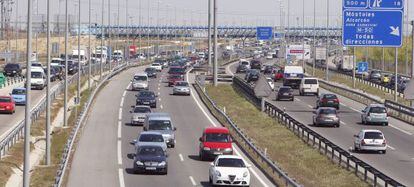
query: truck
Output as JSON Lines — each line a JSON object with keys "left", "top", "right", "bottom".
{"left": 113, "top": 50, "right": 124, "bottom": 61}
{"left": 129, "top": 45, "right": 137, "bottom": 58}
{"left": 283, "top": 66, "right": 304, "bottom": 89}
{"left": 336, "top": 55, "right": 354, "bottom": 73}
{"left": 91, "top": 48, "right": 107, "bottom": 64}
{"left": 71, "top": 49, "right": 88, "bottom": 66}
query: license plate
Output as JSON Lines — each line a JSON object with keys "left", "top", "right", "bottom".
{"left": 146, "top": 167, "right": 156, "bottom": 170}
{"left": 144, "top": 102, "right": 150, "bottom": 104}
{"left": 214, "top": 152, "right": 222, "bottom": 155}
{"left": 325, "top": 119, "right": 333, "bottom": 121}
{"left": 283, "top": 93, "right": 289, "bottom": 96}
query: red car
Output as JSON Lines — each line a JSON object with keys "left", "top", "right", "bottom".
{"left": 274, "top": 69, "right": 284, "bottom": 81}
{"left": 168, "top": 74, "right": 184, "bottom": 87}
{"left": 0, "top": 96, "right": 15, "bottom": 114}
{"left": 199, "top": 127, "right": 233, "bottom": 161}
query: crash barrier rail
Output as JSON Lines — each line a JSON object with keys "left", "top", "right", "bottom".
{"left": 194, "top": 76, "right": 301, "bottom": 187}
{"left": 232, "top": 76, "right": 405, "bottom": 187}
{"left": 0, "top": 62, "right": 106, "bottom": 160}
{"left": 318, "top": 79, "right": 414, "bottom": 125}
{"left": 54, "top": 60, "right": 151, "bottom": 187}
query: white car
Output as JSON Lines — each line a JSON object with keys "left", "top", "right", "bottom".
{"left": 354, "top": 129, "right": 387, "bottom": 154}
{"left": 299, "top": 77, "right": 319, "bottom": 96}
{"left": 151, "top": 63, "right": 163, "bottom": 71}
{"left": 266, "top": 54, "right": 273, "bottom": 59}
{"left": 209, "top": 155, "right": 251, "bottom": 186}
{"left": 131, "top": 73, "right": 149, "bottom": 91}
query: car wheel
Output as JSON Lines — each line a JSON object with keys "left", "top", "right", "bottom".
{"left": 383, "top": 122, "right": 388, "bottom": 126}
{"left": 354, "top": 145, "right": 359, "bottom": 152}
{"left": 276, "top": 97, "right": 279, "bottom": 101}
{"left": 336, "top": 123, "right": 340, "bottom": 128}
{"left": 170, "top": 143, "right": 175, "bottom": 148}
{"left": 361, "top": 117, "right": 365, "bottom": 125}
{"left": 382, "top": 150, "right": 386, "bottom": 154}
{"left": 199, "top": 151, "right": 205, "bottom": 161}
{"left": 209, "top": 175, "right": 213, "bottom": 184}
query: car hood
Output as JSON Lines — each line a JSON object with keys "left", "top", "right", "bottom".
{"left": 174, "top": 86, "right": 189, "bottom": 89}
{"left": 11, "top": 94, "right": 26, "bottom": 100}
{"left": 203, "top": 142, "right": 232, "bottom": 149}
{"left": 149, "top": 130, "right": 174, "bottom": 137}
{"left": 135, "top": 155, "right": 166, "bottom": 162}
{"left": 137, "top": 96, "right": 155, "bottom": 100}
{"left": 215, "top": 167, "right": 249, "bottom": 177}
{"left": 132, "top": 113, "right": 147, "bottom": 118}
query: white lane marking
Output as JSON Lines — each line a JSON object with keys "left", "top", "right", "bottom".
{"left": 117, "top": 140, "right": 122, "bottom": 165}
{"left": 159, "top": 79, "right": 162, "bottom": 83}
{"left": 188, "top": 176, "right": 197, "bottom": 186}
{"left": 307, "top": 104, "right": 313, "bottom": 109}
{"left": 179, "top": 154, "right": 184, "bottom": 162}
{"left": 159, "top": 98, "right": 162, "bottom": 101}
{"left": 389, "top": 124, "right": 413, "bottom": 136}
{"left": 117, "top": 121, "right": 122, "bottom": 138}
{"left": 187, "top": 70, "right": 270, "bottom": 187}
{"left": 158, "top": 87, "right": 160, "bottom": 90}
{"left": 340, "top": 121, "right": 347, "bottom": 125}
{"left": 350, "top": 107, "right": 362, "bottom": 113}
{"left": 118, "top": 169, "right": 125, "bottom": 187}
{"left": 122, "top": 91, "right": 127, "bottom": 97}
{"left": 340, "top": 103, "right": 348, "bottom": 107}
{"left": 118, "top": 108, "right": 123, "bottom": 120}
{"left": 158, "top": 92, "right": 160, "bottom": 95}
{"left": 294, "top": 98, "right": 301, "bottom": 102}
{"left": 158, "top": 83, "right": 161, "bottom": 87}
{"left": 160, "top": 105, "right": 163, "bottom": 109}
{"left": 387, "top": 145, "right": 396, "bottom": 150}
{"left": 120, "top": 97, "right": 124, "bottom": 107}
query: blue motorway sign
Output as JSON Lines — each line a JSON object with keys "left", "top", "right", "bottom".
{"left": 342, "top": 0, "right": 404, "bottom": 47}
{"left": 357, "top": 62, "right": 369, "bottom": 73}
{"left": 256, "top": 27, "right": 273, "bottom": 40}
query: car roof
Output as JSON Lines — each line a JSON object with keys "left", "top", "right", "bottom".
{"left": 360, "top": 129, "right": 383, "bottom": 134}
{"left": 139, "top": 131, "right": 163, "bottom": 136}
{"left": 204, "top": 127, "right": 229, "bottom": 134}
{"left": 216, "top": 155, "right": 243, "bottom": 159}
{"left": 368, "top": 104, "right": 385, "bottom": 108}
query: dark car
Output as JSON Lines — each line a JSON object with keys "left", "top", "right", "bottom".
{"left": 3, "top": 63, "right": 22, "bottom": 77}
{"left": 316, "top": 93, "right": 340, "bottom": 109}
{"left": 168, "top": 74, "right": 184, "bottom": 87}
{"left": 67, "top": 61, "right": 79, "bottom": 75}
{"left": 168, "top": 66, "right": 186, "bottom": 75}
{"left": 263, "top": 65, "right": 275, "bottom": 74}
{"left": 51, "top": 65, "right": 64, "bottom": 80}
{"left": 132, "top": 145, "right": 168, "bottom": 174}
{"left": 44, "top": 67, "right": 58, "bottom": 82}
{"left": 276, "top": 86, "right": 294, "bottom": 101}
{"left": 250, "top": 60, "right": 262, "bottom": 70}
{"left": 245, "top": 69, "right": 260, "bottom": 83}
{"left": 136, "top": 91, "right": 157, "bottom": 108}
{"left": 369, "top": 70, "right": 382, "bottom": 83}
{"left": 145, "top": 67, "right": 157, "bottom": 78}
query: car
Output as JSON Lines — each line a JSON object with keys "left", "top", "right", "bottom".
{"left": 10, "top": 88, "right": 26, "bottom": 105}
{"left": 132, "top": 145, "right": 168, "bottom": 174}
{"left": 354, "top": 129, "right": 387, "bottom": 154}
{"left": 250, "top": 60, "right": 261, "bottom": 70}
{"left": 130, "top": 105, "right": 151, "bottom": 125}
{"left": 368, "top": 70, "right": 382, "bottom": 82}
{"left": 173, "top": 81, "right": 191, "bottom": 95}
{"left": 263, "top": 65, "right": 274, "bottom": 74}
{"left": 51, "top": 65, "right": 64, "bottom": 80}
{"left": 274, "top": 69, "right": 284, "bottom": 81}
{"left": 168, "top": 66, "right": 186, "bottom": 75}
{"left": 44, "top": 67, "right": 58, "bottom": 82}
{"left": 209, "top": 155, "right": 251, "bottom": 186}
{"left": 276, "top": 86, "right": 294, "bottom": 101}
{"left": 361, "top": 104, "right": 388, "bottom": 126}
{"left": 168, "top": 74, "right": 184, "bottom": 87}
{"left": 131, "top": 73, "right": 149, "bottom": 91}
{"left": 136, "top": 91, "right": 157, "bottom": 108}
{"left": 199, "top": 127, "right": 233, "bottom": 161}
{"left": 67, "top": 61, "right": 79, "bottom": 75}
{"left": 266, "top": 54, "right": 273, "bottom": 59}
{"left": 30, "top": 68, "right": 47, "bottom": 90}
{"left": 151, "top": 63, "right": 163, "bottom": 71}
{"left": 316, "top": 93, "right": 340, "bottom": 109}
{"left": 3, "top": 63, "right": 22, "bottom": 77}
{"left": 0, "top": 96, "right": 15, "bottom": 114}
{"left": 299, "top": 77, "right": 319, "bottom": 96}
{"left": 236, "top": 60, "right": 250, "bottom": 73}
{"left": 144, "top": 67, "right": 157, "bottom": 78}
{"left": 143, "top": 113, "right": 177, "bottom": 148}
{"left": 244, "top": 69, "right": 260, "bottom": 83}
{"left": 131, "top": 131, "right": 167, "bottom": 152}
{"left": 312, "top": 107, "right": 340, "bottom": 127}
{"left": 381, "top": 73, "right": 391, "bottom": 84}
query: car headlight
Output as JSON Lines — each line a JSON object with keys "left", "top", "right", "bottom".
{"left": 158, "top": 161, "right": 166, "bottom": 166}
{"left": 224, "top": 148, "right": 233, "bottom": 152}
{"left": 216, "top": 170, "right": 221, "bottom": 177}
{"left": 243, "top": 171, "right": 249, "bottom": 178}
{"left": 203, "top": 147, "right": 211, "bottom": 151}
{"left": 136, "top": 161, "right": 144, "bottom": 166}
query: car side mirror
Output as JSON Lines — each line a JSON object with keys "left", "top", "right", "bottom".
{"left": 174, "top": 127, "right": 177, "bottom": 131}
{"left": 353, "top": 135, "right": 358, "bottom": 138}
{"left": 130, "top": 139, "right": 137, "bottom": 145}
{"left": 199, "top": 137, "right": 203, "bottom": 142}
{"left": 210, "top": 162, "right": 214, "bottom": 167}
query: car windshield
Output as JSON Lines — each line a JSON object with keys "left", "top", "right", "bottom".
{"left": 31, "top": 72, "right": 43, "bottom": 78}
{"left": 139, "top": 134, "right": 164, "bottom": 142}
{"left": 279, "top": 87, "right": 291, "bottom": 92}
{"left": 205, "top": 133, "right": 230, "bottom": 143}
{"left": 145, "top": 68, "right": 155, "bottom": 72}
{"left": 134, "top": 76, "right": 147, "bottom": 81}
{"left": 12, "top": 89, "right": 25, "bottom": 95}
{"left": 149, "top": 120, "right": 172, "bottom": 130}
{"left": 175, "top": 82, "right": 188, "bottom": 87}
{"left": 217, "top": 158, "right": 245, "bottom": 168}
{"left": 241, "top": 61, "right": 249, "bottom": 65}
{"left": 5, "top": 64, "right": 19, "bottom": 69}
{"left": 138, "top": 92, "right": 154, "bottom": 98}
{"left": 169, "top": 68, "right": 185, "bottom": 73}
{"left": 134, "top": 107, "right": 151, "bottom": 113}
{"left": 319, "top": 109, "right": 336, "bottom": 115}
{"left": 138, "top": 147, "right": 164, "bottom": 156}
{"left": 32, "top": 63, "right": 42, "bottom": 67}
{"left": 369, "top": 107, "right": 386, "bottom": 114}
{"left": 305, "top": 79, "right": 318, "bottom": 84}
{"left": 323, "top": 94, "right": 337, "bottom": 99}
{"left": 0, "top": 97, "right": 11, "bottom": 102}
{"left": 364, "top": 132, "right": 384, "bottom": 139}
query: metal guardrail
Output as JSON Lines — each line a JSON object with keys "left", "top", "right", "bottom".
{"left": 194, "top": 76, "right": 300, "bottom": 187}
{"left": 232, "top": 76, "right": 406, "bottom": 187}
{"left": 0, "top": 76, "right": 25, "bottom": 88}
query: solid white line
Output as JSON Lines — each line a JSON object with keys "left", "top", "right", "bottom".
{"left": 340, "top": 121, "right": 347, "bottom": 125}
{"left": 294, "top": 98, "right": 301, "bottom": 102}
{"left": 160, "top": 105, "right": 163, "bottom": 109}
{"left": 120, "top": 97, "right": 124, "bottom": 107}
{"left": 188, "top": 176, "right": 197, "bottom": 186}
{"left": 307, "top": 104, "right": 313, "bottom": 108}
{"left": 118, "top": 169, "right": 125, "bottom": 187}
{"left": 387, "top": 145, "right": 396, "bottom": 150}
{"left": 118, "top": 108, "right": 123, "bottom": 120}
{"left": 117, "top": 121, "right": 122, "bottom": 138}
{"left": 122, "top": 91, "right": 127, "bottom": 97}
{"left": 179, "top": 154, "right": 184, "bottom": 162}
{"left": 117, "top": 140, "right": 123, "bottom": 165}
{"left": 389, "top": 124, "right": 413, "bottom": 136}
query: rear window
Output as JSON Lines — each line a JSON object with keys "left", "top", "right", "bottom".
{"left": 134, "top": 75, "right": 147, "bottom": 81}
{"left": 369, "top": 107, "right": 386, "bottom": 114}
{"left": 139, "top": 134, "right": 164, "bottom": 142}
{"left": 31, "top": 72, "right": 43, "bottom": 78}
{"left": 12, "top": 89, "right": 25, "bottom": 95}
{"left": 323, "top": 94, "right": 337, "bottom": 99}
{"left": 279, "top": 87, "right": 291, "bottom": 92}
{"left": 5, "top": 64, "right": 19, "bottom": 69}
{"left": 134, "top": 107, "right": 151, "bottom": 113}
{"left": 364, "top": 132, "right": 384, "bottom": 139}
{"left": 241, "top": 61, "right": 249, "bottom": 65}
{"left": 319, "top": 109, "right": 336, "bottom": 115}
{"left": 304, "top": 79, "right": 318, "bottom": 84}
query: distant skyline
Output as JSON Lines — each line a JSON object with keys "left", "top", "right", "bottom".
{"left": 11, "top": 0, "right": 414, "bottom": 29}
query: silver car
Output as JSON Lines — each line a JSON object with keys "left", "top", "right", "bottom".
{"left": 130, "top": 105, "right": 151, "bottom": 125}
{"left": 144, "top": 113, "right": 177, "bottom": 148}
{"left": 131, "top": 131, "right": 168, "bottom": 152}
{"left": 173, "top": 81, "right": 191, "bottom": 95}
{"left": 354, "top": 129, "right": 387, "bottom": 154}
{"left": 361, "top": 104, "right": 388, "bottom": 126}
{"left": 312, "top": 107, "right": 340, "bottom": 127}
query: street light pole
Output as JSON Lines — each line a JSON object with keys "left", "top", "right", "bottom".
{"left": 23, "top": 0, "right": 33, "bottom": 184}
{"left": 312, "top": 0, "right": 316, "bottom": 76}
{"left": 147, "top": 0, "right": 150, "bottom": 63}
{"left": 302, "top": 0, "right": 305, "bottom": 70}
{"left": 88, "top": 0, "right": 92, "bottom": 88}
{"left": 64, "top": 0, "right": 69, "bottom": 128}
{"left": 325, "top": 0, "right": 329, "bottom": 81}
{"left": 213, "top": 0, "right": 218, "bottom": 86}
{"left": 208, "top": 0, "right": 212, "bottom": 70}
{"left": 101, "top": 0, "right": 104, "bottom": 78}
{"left": 77, "top": 0, "right": 81, "bottom": 104}
{"left": 45, "top": 0, "right": 51, "bottom": 166}
{"left": 108, "top": 0, "right": 112, "bottom": 71}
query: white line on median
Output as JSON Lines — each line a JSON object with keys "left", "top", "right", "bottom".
{"left": 294, "top": 98, "right": 301, "bottom": 102}
{"left": 117, "top": 140, "right": 123, "bottom": 165}
{"left": 389, "top": 124, "right": 413, "bottom": 136}
{"left": 179, "top": 154, "right": 184, "bottom": 162}
{"left": 120, "top": 97, "right": 124, "bottom": 107}
{"left": 189, "top": 176, "right": 197, "bottom": 186}
{"left": 118, "top": 169, "right": 125, "bottom": 187}
{"left": 340, "top": 121, "right": 347, "bottom": 125}
{"left": 118, "top": 108, "right": 123, "bottom": 121}
{"left": 387, "top": 145, "right": 396, "bottom": 150}
{"left": 118, "top": 121, "right": 122, "bottom": 138}
{"left": 307, "top": 104, "right": 313, "bottom": 109}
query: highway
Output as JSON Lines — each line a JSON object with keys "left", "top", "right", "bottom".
{"left": 67, "top": 64, "right": 274, "bottom": 187}
{"left": 228, "top": 59, "right": 414, "bottom": 185}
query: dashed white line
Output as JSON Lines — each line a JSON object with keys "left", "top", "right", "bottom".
{"left": 389, "top": 124, "right": 413, "bottom": 136}
{"left": 118, "top": 169, "right": 125, "bottom": 187}
{"left": 159, "top": 98, "right": 162, "bottom": 101}
{"left": 122, "top": 91, "right": 127, "bottom": 97}
{"left": 307, "top": 104, "right": 313, "bottom": 109}
{"left": 387, "top": 145, "right": 396, "bottom": 150}
{"left": 118, "top": 108, "right": 123, "bottom": 120}
{"left": 340, "top": 121, "right": 347, "bottom": 125}
{"left": 179, "top": 154, "right": 184, "bottom": 162}
{"left": 188, "top": 176, "right": 197, "bottom": 186}
{"left": 158, "top": 92, "right": 160, "bottom": 95}
{"left": 117, "top": 140, "right": 123, "bottom": 165}
{"left": 294, "top": 98, "right": 301, "bottom": 102}
{"left": 233, "top": 148, "right": 270, "bottom": 187}
{"left": 158, "top": 87, "right": 160, "bottom": 90}
{"left": 160, "top": 105, "right": 163, "bottom": 109}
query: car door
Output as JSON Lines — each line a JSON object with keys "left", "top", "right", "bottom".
{"left": 361, "top": 106, "right": 369, "bottom": 121}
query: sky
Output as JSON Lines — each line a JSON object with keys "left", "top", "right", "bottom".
{"left": 10, "top": 0, "right": 414, "bottom": 29}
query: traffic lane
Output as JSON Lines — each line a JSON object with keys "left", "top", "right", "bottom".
{"left": 0, "top": 79, "right": 62, "bottom": 139}
{"left": 66, "top": 67, "right": 141, "bottom": 187}
{"left": 122, "top": 70, "right": 196, "bottom": 187}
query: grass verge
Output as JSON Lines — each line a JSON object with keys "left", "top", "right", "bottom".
{"left": 205, "top": 84, "right": 368, "bottom": 187}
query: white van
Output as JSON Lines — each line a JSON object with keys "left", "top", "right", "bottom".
{"left": 72, "top": 49, "right": 88, "bottom": 66}
{"left": 31, "top": 68, "right": 47, "bottom": 90}
{"left": 131, "top": 73, "right": 149, "bottom": 91}
{"left": 299, "top": 77, "right": 319, "bottom": 96}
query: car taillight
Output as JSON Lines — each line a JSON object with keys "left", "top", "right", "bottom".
{"left": 5, "top": 106, "right": 10, "bottom": 109}
{"left": 334, "top": 98, "right": 339, "bottom": 103}
{"left": 361, "top": 140, "right": 366, "bottom": 145}
{"left": 322, "top": 99, "right": 328, "bottom": 103}
{"left": 382, "top": 139, "right": 387, "bottom": 145}
{"left": 367, "top": 113, "right": 370, "bottom": 117}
